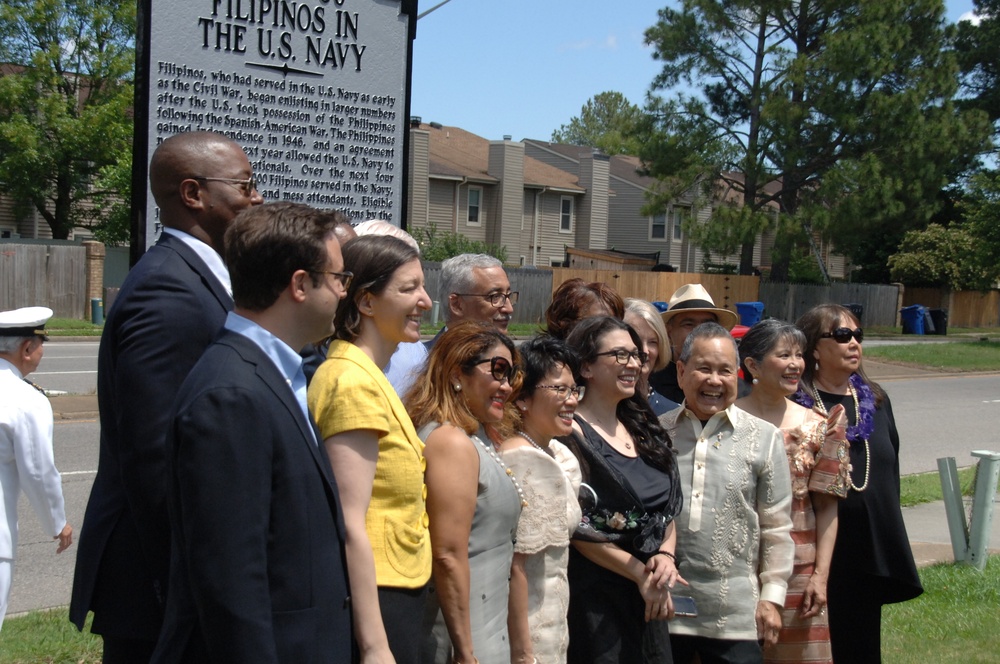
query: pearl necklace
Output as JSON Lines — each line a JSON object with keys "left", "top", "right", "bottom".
{"left": 517, "top": 430, "right": 547, "bottom": 452}
{"left": 810, "top": 382, "right": 870, "bottom": 492}
{"left": 475, "top": 435, "right": 528, "bottom": 508}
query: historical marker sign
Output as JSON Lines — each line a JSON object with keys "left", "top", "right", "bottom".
{"left": 134, "top": 0, "right": 417, "bottom": 253}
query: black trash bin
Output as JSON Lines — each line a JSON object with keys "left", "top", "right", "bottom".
{"left": 842, "top": 303, "right": 863, "bottom": 324}
{"left": 929, "top": 308, "right": 948, "bottom": 335}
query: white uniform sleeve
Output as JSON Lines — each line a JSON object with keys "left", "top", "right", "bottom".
{"left": 14, "top": 393, "right": 67, "bottom": 538}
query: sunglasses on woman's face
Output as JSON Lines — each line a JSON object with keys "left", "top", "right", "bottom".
{"left": 821, "top": 327, "right": 864, "bottom": 344}
{"left": 471, "top": 356, "right": 517, "bottom": 384}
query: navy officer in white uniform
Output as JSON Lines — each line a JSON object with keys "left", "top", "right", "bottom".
{"left": 0, "top": 306, "right": 73, "bottom": 629}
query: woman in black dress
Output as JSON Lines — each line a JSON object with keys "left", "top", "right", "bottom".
{"left": 792, "top": 304, "right": 922, "bottom": 662}
{"left": 560, "top": 316, "right": 683, "bottom": 664}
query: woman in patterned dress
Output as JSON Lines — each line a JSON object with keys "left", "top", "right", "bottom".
{"left": 502, "top": 336, "right": 584, "bottom": 664}
{"left": 735, "top": 319, "right": 849, "bottom": 664}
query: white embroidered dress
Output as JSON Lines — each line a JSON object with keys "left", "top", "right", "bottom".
{"left": 502, "top": 440, "right": 582, "bottom": 663}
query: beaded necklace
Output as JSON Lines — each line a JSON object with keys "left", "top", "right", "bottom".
{"left": 517, "top": 430, "right": 547, "bottom": 453}
{"left": 475, "top": 434, "right": 528, "bottom": 507}
{"left": 793, "top": 373, "right": 873, "bottom": 492}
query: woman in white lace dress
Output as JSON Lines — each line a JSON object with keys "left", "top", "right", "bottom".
{"left": 502, "top": 337, "right": 584, "bottom": 664}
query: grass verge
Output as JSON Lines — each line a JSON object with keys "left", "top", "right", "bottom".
{"left": 0, "top": 609, "right": 101, "bottom": 663}
{"left": 883, "top": 556, "right": 1000, "bottom": 663}
{"left": 4, "top": 558, "right": 996, "bottom": 663}
{"left": 898, "top": 466, "right": 985, "bottom": 508}
{"left": 45, "top": 318, "right": 103, "bottom": 337}
{"left": 420, "top": 322, "right": 541, "bottom": 337}
{"left": 864, "top": 341, "right": 1000, "bottom": 372}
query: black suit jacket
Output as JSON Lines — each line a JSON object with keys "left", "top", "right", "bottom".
{"left": 151, "top": 330, "right": 351, "bottom": 663}
{"left": 71, "top": 233, "right": 232, "bottom": 638}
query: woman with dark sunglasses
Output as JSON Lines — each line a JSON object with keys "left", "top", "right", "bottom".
{"left": 559, "top": 316, "right": 683, "bottom": 664}
{"left": 405, "top": 322, "right": 523, "bottom": 664}
{"left": 792, "top": 305, "right": 922, "bottom": 663}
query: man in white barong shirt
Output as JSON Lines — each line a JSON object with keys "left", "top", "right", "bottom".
{"left": 659, "top": 322, "right": 793, "bottom": 664}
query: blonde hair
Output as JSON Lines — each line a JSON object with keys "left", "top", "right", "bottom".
{"left": 624, "top": 298, "right": 670, "bottom": 372}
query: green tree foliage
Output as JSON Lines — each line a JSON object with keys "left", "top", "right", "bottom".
{"left": 962, "top": 170, "right": 1000, "bottom": 286}
{"left": 413, "top": 223, "right": 508, "bottom": 263}
{"left": 955, "top": 0, "right": 1000, "bottom": 132}
{"left": 0, "top": 0, "right": 135, "bottom": 240}
{"left": 550, "top": 91, "right": 643, "bottom": 155}
{"left": 888, "top": 223, "right": 986, "bottom": 289}
{"left": 640, "top": 0, "right": 991, "bottom": 281}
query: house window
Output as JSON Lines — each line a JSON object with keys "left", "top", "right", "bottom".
{"left": 560, "top": 196, "right": 573, "bottom": 233}
{"left": 467, "top": 187, "right": 482, "bottom": 226}
{"left": 672, "top": 207, "right": 688, "bottom": 241}
{"left": 651, "top": 213, "right": 667, "bottom": 240}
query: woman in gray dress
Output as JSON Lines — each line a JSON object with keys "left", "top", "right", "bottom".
{"left": 406, "top": 322, "right": 523, "bottom": 664}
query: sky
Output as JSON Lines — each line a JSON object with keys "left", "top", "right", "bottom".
{"left": 409, "top": 0, "right": 980, "bottom": 143}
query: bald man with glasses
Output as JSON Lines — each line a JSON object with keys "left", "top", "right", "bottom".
{"left": 71, "top": 131, "right": 263, "bottom": 662}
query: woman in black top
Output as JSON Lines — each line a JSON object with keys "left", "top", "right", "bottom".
{"left": 560, "top": 316, "right": 683, "bottom": 664}
{"left": 792, "top": 304, "right": 922, "bottom": 662}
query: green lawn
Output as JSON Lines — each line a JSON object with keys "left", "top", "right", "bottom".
{"left": 0, "top": 610, "right": 101, "bottom": 663}
{"left": 4, "top": 559, "right": 996, "bottom": 663}
{"left": 897, "top": 466, "right": 990, "bottom": 508}
{"left": 883, "top": 556, "right": 1000, "bottom": 663}
{"left": 864, "top": 341, "right": 1000, "bottom": 372}
{"left": 45, "top": 318, "right": 103, "bottom": 337}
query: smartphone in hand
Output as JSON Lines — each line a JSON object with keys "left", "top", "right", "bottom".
{"left": 672, "top": 595, "right": 698, "bottom": 617}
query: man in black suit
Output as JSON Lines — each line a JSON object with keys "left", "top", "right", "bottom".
{"left": 151, "top": 202, "right": 352, "bottom": 662}
{"left": 70, "top": 131, "right": 263, "bottom": 660}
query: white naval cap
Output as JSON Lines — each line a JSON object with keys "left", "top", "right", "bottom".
{"left": 0, "top": 306, "right": 54, "bottom": 338}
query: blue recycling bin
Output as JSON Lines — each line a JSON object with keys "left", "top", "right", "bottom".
{"left": 735, "top": 301, "right": 765, "bottom": 326}
{"left": 900, "top": 304, "right": 926, "bottom": 335}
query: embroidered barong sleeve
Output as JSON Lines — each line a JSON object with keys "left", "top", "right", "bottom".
{"left": 757, "top": 426, "right": 794, "bottom": 607}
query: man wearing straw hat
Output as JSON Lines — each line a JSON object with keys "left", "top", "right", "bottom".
{"left": 0, "top": 306, "right": 73, "bottom": 630}
{"left": 651, "top": 284, "right": 739, "bottom": 404}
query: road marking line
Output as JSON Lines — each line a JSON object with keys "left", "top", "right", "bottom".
{"left": 33, "top": 370, "right": 98, "bottom": 375}
{"left": 62, "top": 470, "right": 98, "bottom": 476}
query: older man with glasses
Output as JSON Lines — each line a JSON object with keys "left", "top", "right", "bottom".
{"left": 385, "top": 253, "right": 516, "bottom": 397}
{"left": 70, "top": 131, "right": 263, "bottom": 662}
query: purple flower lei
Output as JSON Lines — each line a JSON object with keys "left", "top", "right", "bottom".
{"left": 791, "top": 373, "right": 876, "bottom": 441}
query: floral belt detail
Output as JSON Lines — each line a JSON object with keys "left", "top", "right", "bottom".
{"left": 576, "top": 504, "right": 668, "bottom": 556}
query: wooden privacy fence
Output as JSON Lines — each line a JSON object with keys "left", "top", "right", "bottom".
{"left": 418, "top": 265, "right": 760, "bottom": 328}
{"left": 419, "top": 263, "right": 553, "bottom": 327}
{"left": 903, "top": 287, "right": 1000, "bottom": 328}
{"left": 758, "top": 282, "right": 901, "bottom": 327}
{"left": 550, "top": 268, "right": 760, "bottom": 315}
{"left": 0, "top": 242, "right": 88, "bottom": 318}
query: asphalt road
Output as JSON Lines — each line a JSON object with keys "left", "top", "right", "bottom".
{"left": 30, "top": 340, "right": 100, "bottom": 395}
{"left": 8, "top": 340, "right": 1000, "bottom": 619}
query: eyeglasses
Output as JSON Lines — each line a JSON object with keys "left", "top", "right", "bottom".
{"left": 468, "top": 356, "right": 518, "bottom": 384}
{"left": 454, "top": 291, "right": 519, "bottom": 308}
{"left": 191, "top": 176, "right": 258, "bottom": 196}
{"left": 594, "top": 349, "right": 648, "bottom": 365}
{"left": 315, "top": 270, "right": 354, "bottom": 291}
{"left": 536, "top": 384, "right": 586, "bottom": 402}
{"left": 821, "top": 327, "right": 864, "bottom": 344}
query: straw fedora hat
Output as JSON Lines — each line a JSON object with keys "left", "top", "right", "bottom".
{"left": 660, "top": 284, "right": 738, "bottom": 330}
